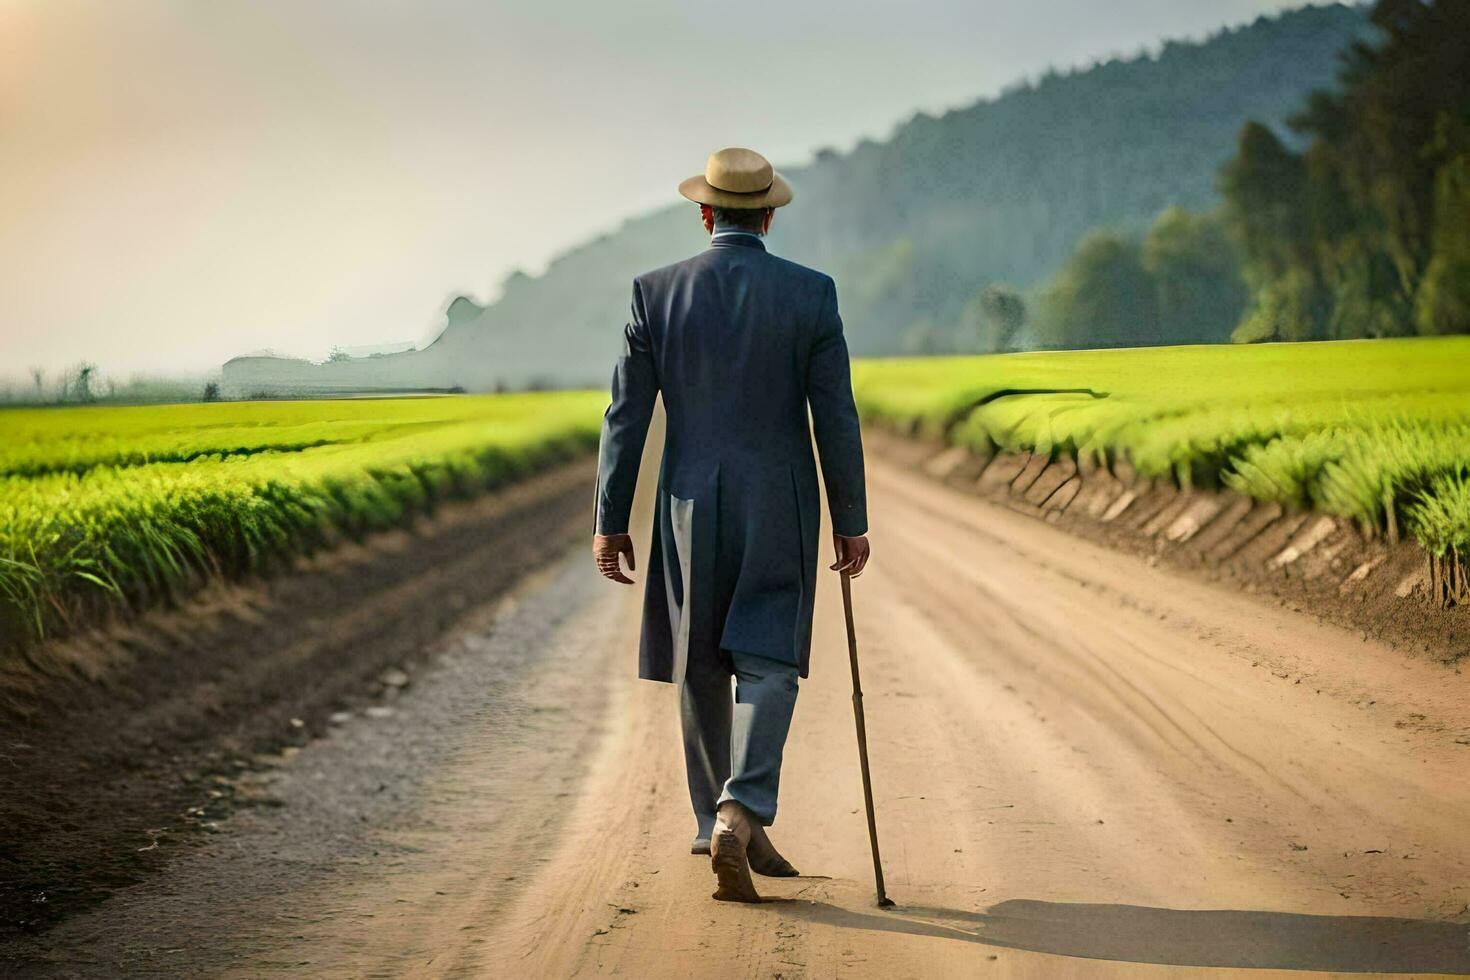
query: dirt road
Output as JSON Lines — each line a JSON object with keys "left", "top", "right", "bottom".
{"left": 13, "top": 452, "right": 1470, "bottom": 977}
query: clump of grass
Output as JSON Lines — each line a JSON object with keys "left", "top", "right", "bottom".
{"left": 1406, "top": 469, "right": 1470, "bottom": 605}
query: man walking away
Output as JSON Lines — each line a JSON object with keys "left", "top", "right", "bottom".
{"left": 592, "top": 147, "right": 870, "bottom": 903}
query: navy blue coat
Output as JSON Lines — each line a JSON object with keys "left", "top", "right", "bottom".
{"left": 594, "top": 235, "right": 867, "bottom": 683}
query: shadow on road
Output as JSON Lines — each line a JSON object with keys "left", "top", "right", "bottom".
{"left": 772, "top": 897, "right": 1470, "bottom": 974}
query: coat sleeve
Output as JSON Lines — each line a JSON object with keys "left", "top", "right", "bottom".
{"left": 594, "top": 279, "right": 659, "bottom": 535}
{"left": 807, "top": 277, "right": 868, "bottom": 537}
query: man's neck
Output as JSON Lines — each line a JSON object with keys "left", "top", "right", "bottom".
{"left": 711, "top": 218, "right": 764, "bottom": 242}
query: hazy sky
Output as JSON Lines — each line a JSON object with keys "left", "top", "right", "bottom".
{"left": 2, "top": 0, "right": 1311, "bottom": 378}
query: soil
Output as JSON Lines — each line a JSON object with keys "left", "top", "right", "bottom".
{"left": 869, "top": 428, "right": 1468, "bottom": 666}
{"left": 0, "top": 459, "right": 596, "bottom": 938}
{"left": 5, "top": 447, "right": 1469, "bottom": 977}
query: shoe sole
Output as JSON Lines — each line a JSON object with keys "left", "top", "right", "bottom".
{"left": 710, "top": 831, "right": 761, "bottom": 903}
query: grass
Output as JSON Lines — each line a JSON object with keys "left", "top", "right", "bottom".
{"left": 0, "top": 393, "right": 605, "bottom": 652}
{"left": 852, "top": 337, "right": 1470, "bottom": 602}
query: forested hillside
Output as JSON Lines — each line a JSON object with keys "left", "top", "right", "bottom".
{"left": 433, "top": 4, "right": 1370, "bottom": 387}
{"left": 1034, "top": 0, "right": 1467, "bottom": 351}
{"left": 1221, "top": 0, "right": 1470, "bottom": 342}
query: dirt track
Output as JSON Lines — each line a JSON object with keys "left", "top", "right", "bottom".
{"left": 10, "top": 451, "right": 1470, "bottom": 977}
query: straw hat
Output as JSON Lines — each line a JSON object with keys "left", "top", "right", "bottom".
{"left": 678, "top": 147, "right": 793, "bottom": 209}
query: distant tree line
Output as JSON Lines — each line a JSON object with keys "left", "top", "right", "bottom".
{"left": 0, "top": 365, "right": 221, "bottom": 406}
{"left": 10, "top": 363, "right": 101, "bottom": 404}
{"left": 1034, "top": 207, "right": 1248, "bottom": 348}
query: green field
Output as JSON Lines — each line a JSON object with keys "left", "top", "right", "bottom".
{"left": 6, "top": 338, "right": 1468, "bottom": 652}
{"left": 853, "top": 337, "right": 1470, "bottom": 598}
{"left": 0, "top": 392, "right": 605, "bottom": 651}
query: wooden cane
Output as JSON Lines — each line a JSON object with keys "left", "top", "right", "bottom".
{"left": 841, "top": 570, "right": 895, "bottom": 908}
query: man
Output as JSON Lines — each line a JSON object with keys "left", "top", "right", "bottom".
{"left": 592, "top": 147, "right": 869, "bottom": 903}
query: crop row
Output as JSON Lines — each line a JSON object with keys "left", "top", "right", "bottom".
{"left": 0, "top": 393, "right": 605, "bottom": 653}
{"left": 852, "top": 337, "right": 1470, "bottom": 603}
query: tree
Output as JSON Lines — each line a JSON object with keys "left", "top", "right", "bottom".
{"left": 1037, "top": 231, "right": 1159, "bottom": 348}
{"left": 1221, "top": 0, "right": 1470, "bottom": 341}
{"left": 202, "top": 381, "right": 222, "bottom": 402}
{"left": 1314, "top": 0, "right": 1467, "bottom": 301}
{"left": 1416, "top": 132, "right": 1470, "bottom": 335}
{"left": 1220, "top": 122, "right": 1325, "bottom": 341}
{"left": 1141, "top": 207, "right": 1249, "bottom": 343}
{"left": 972, "top": 283, "right": 1026, "bottom": 352}
{"left": 71, "top": 363, "right": 97, "bottom": 403}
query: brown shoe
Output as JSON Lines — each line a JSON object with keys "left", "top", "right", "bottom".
{"left": 710, "top": 803, "right": 760, "bottom": 903}
{"left": 747, "top": 823, "right": 799, "bottom": 877}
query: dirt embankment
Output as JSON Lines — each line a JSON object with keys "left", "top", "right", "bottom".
{"left": 0, "top": 458, "right": 596, "bottom": 937}
{"left": 866, "top": 429, "right": 1466, "bottom": 665}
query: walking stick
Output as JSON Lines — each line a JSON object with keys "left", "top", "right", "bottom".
{"left": 841, "top": 570, "right": 895, "bottom": 908}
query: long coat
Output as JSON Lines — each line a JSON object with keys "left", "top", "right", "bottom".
{"left": 594, "top": 234, "right": 867, "bottom": 684}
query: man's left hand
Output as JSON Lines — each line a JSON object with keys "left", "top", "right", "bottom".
{"left": 829, "top": 533, "right": 870, "bottom": 578}
{"left": 594, "top": 533, "right": 636, "bottom": 584}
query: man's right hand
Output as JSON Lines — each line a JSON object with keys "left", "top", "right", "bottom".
{"left": 829, "top": 534, "right": 870, "bottom": 578}
{"left": 594, "top": 533, "right": 636, "bottom": 585}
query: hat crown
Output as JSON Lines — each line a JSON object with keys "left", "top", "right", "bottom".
{"left": 678, "top": 147, "right": 792, "bottom": 209}
{"left": 705, "top": 147, "right": 773, "bottom": 195}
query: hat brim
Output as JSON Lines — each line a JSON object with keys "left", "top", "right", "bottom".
{"left": 678, "top": 171, "right": 793, "bottom": 209}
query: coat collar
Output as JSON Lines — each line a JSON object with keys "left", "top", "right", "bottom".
{"left": 709, "top": 234, "right": 766, "bottom": 252}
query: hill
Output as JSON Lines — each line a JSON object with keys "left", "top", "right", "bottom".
{"left": 226, "top": 4, "right": 1370, "bottom": 393}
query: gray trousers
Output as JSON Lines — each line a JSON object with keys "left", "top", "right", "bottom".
{"left": 680, "top": 649, "right": 799, "bottom": 835}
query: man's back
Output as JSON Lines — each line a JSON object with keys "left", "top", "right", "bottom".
{"left": 594, "top": 229, "right": 865, "bottom": 678}
{"left": 635, "top": 236, "right": 836, "bottom": 487}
